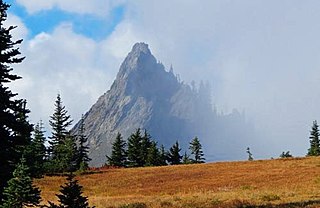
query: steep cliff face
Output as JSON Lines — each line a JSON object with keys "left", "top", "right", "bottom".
{"left": 73, "top": 42, "right": 253, "bottom": 167}
{"left": 73, "top": 43, "right": 201, "bottom": 166}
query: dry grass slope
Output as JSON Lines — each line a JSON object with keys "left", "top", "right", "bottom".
{"left": 36, "top": 157, "right": 320, "bottom": 208}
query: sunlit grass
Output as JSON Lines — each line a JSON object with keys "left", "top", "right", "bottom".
{"left": 35, "top": 156, "right": 320, "bottom": 207}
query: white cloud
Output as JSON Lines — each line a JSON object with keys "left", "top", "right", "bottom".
{"left": 5, "top": 13, "right": 28, "bottom": 40}
{"left": 16, "top": 0, "right": 126, "bottom": 17}
{"left": 10, "top": 23, "right": 119, "bottom": 132}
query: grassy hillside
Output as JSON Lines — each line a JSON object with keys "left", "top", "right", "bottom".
{"left": 36, "top": 157, "right": 320, "bottom": 208}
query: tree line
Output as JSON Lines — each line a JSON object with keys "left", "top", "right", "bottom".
{"left": 106, "top": 129, "right": 205, "bottom": 167}
{"left": 0, "top": 1, "right": 93, "bottom": 206}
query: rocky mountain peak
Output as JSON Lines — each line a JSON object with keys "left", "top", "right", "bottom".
{"left": 72, "top": 42, "right": 252, "bottom": 167}
{"left": 117, "top": 42, "right": 154, "bottom": 79}
{"left": 131, "top": 42, "right": 151, "bottom": 55}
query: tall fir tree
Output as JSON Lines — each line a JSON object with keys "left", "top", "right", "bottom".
{"left": 77, "top": 115, "right": 91, "bottom": 171}
{"left": 189, "top": 137, "right": 205, "bottom": 163}
{"left": 0, "top": 157, "right": 41, "bottom": 208}
{"left": 158, "top": 145, "right": 168, "bottom": 166}
{"left": 140, "top": 130, "right": 152, "bottom": 166}
{"left": 127, "top": 128, "right": 144, "bottom": 167}
{"left": 167, "top": 141, "right": 182, "bottom": 165}
{"left": 106, "top": 133, "right": 127, "bottom": 167}
{"left": 49, "top": 94, "right": 73, "bottom": 150}
{"left": 0, "top": 0, "right": 33, "bottom": 200}
{"left": 307, "top": 120, "right": 320, "bottom": 156}
{"left": 48, "top": 94, "right": 75, "bottom": 173}
{"left": 24, "top": 121, "right": 47, "bottom": 178}
{"left": 47, "top": 173, "right": 94, "bottom": 208}
{"left": 145, "top": 141, "right": 160, "bottom": 166}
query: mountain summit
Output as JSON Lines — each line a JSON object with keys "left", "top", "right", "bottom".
{"left": 73, "top": 43, "right": 252, "bottom": 167}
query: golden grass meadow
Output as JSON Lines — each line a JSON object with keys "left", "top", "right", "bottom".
{"left": 36, "top": 157, "right": 320, "bottom": 208}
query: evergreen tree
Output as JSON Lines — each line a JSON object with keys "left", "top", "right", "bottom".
{"left": 140, "top": 130, "right": 152, "bottom": 166}
{"left": 49, "top": 94, "right": 73, "bottom": 151}
{"left": 246, "top": 147, "right": 253, "bottom": 161}
{"left": 47, "top": 94, "right": 74, "bottom": 173}
{"left": 145, "top": 141, "right": 160, "bottom": 166}
{"left": 0, "top": 0, "right": 33, "bottom": 199}
{"left": 189, "top": 137, "right": 205, "bottom": 163}
{"left": 55, "top": 135, "right": 78, "bottom": 173}
{"left": 77, "top": 115, "right": 91, "bottom": 171}
{"left": 167, "top": 141, "right": 182, "bottom": 165}
{"left": 127, "top": 129, "right": 144, "bottom": 167}
{"left": 307, "top": 120, "right": 320, "bottom": 156}
{"left": 106, "top": 133, "right": 127, "bottom": 167}
{"left": 182, "top": 151, "right": 192, "bottom": 164}
{"left": 158, "top": 145, "right": 167, "bottom": 166}
{"left": 0, "top": 157, "right": 41, "bottom": 208}
{"left": 24, "top": 121, "right": 47, "bottom": 178}
{"left": 47, "top": 173, "right": 94, "bottom": 208}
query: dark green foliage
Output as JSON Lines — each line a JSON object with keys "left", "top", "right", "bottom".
{"left": 77, "top": 115, "right": 91, "bottom": 171}
{"left": 145, "top": 141, "right": 161, "bottom": 166}
{"left": 158, "top": 145, "right": 168, "bottom": 166}
{"left": 47, "top": 94, "right": 76, "bottom": 173}
{"left": 307, "top": 120, "right": 320, "bottom": 156}
{"left": 0, "top": 0, "right": 33, "bottom": 200}
{"left": 167, "top": 141, "right": 182, "bottom": 165}
{"left": 140, "top": 130, "right": 152, "bottom": 165}
{"left": 54, "top": 135, "right": 78, "bottom": 173}
{"left": 280, "top": 151, "right": 292, "bottom": 158}
{"left": 47, "top": 173, "right": 94, "bottom": 208}
{"left": 182, "top": 151, "right": 192, "bottom": 164}
{"left": 49, "top": 94, "right": 73, "bottom": 149}
{"left": 107, "top": 133, "right": 127, "bottom": 167}
{"left": 246, "top": 147, "right": 253, "bottom": 161}
{"left": 0, "top": 157, "right": 41, "bottom": 208}
{"left": 127, "top": 129, "right": 144, "bottom": 167}
{"left": 24, "top": 121, "right": 47, "bottom": 178}
{"left": 189, "top": 137, "right": 205, "bottom": 163}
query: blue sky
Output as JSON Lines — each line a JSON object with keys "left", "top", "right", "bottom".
{"left": 6, "top": 0, "right": 320, "bottom": 160}
{"left": 6, "top": 0, "right": 125, "bottom": 40}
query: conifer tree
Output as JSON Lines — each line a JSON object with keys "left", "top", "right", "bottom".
{"left": 307, "top": 120, "right": 320, "bottom": 156}
{"left": 49, "top": 94, "right": 73, "bottom": 151}
{"left": 246, "top": 147, "right": 253, "bottom": 161}
{"left": 24, "top": 121, "right": 47, "bottom": 178}
{"left": 140, "top": 130, "right": 152, "bottom": 166}
{"left": 0, "top": 157, "right": 41, "bottom": 208}
{"left": 77, "top": 115, "right": 91, "bottom": 170}
{"left": 189, "top": 137, "right": 205, "bottom": 163}
{"left": 167, "top": 141, "right": 182, "bottom": 165}
{"left": 107, "top": 133, "right": 127, "bottom": 167}
{"left": 145, "top": 141, "right": 160, "bottom": 166}
{"left": 51, "top": 135, "right": 78, "bottom": 173}
{"left": 182, "top": 151, "right": 191, "bottom": 164}
{"left": 158, "top": 145, "right": 168, "bottom": 166}
{"left": 47, "top": 173, "right": 94, "bottom": 208}
{"left": 127, "top": 128, "right": 144, "bottom": 167}
{"left": 48, "top": 94, "right": 75, "bottom": 173}
{"left": 0, "top": 0, "right": 33, "bottom": 199}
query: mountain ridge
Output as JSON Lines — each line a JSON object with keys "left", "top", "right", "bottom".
{"left": 73, "top": 42, "right": 252, "bottom": 167}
